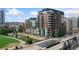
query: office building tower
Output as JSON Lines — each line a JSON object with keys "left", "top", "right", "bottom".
{"left": 0, "top": 10, "right": 5, "bottom": 25}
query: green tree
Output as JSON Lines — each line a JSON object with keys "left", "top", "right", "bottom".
{"left": 54, "top": 30, "right": 65, "bottom": 37}
{"left": 25, "top": 37, "right": 33, "bottom": 44}
{"left": 0, "top": 27, "right": 11, "bottom": 35}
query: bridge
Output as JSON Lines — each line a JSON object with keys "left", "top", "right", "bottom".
{"left": 62, "top": 37, "right": 78, "bottom": 50}
{"left": 48, "top": 34, "right": 79, "bottom": 50}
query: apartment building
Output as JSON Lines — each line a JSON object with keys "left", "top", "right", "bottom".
{"left": 25, "top": 18, "right": 37, "bottom": 34}
{"left": 37, "top": 8, "right": 65, "bottom": 37}
{"left": 65, "top": 16, "right": 79, "bottom": 34}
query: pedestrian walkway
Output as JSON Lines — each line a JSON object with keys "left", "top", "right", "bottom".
{"left": 17, "top": 33, "right": 47, "bottom": 40}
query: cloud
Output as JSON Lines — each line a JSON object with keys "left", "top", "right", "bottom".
{"left": 65, "top": 10, "right": 79, "bottom": 14}
{"left": 5, "top": 8, "right": 26, "bottom": 22}
{"left": 55, "top": 8, "right": 79, "bottom": 17}
{"left": 64, "top": 8, "right": 79, "bottom": 17}
{"left": 18, "top": 16, "right": 26, "bottom": 20}
{"left": 30, "top": 11, "right": 38, "bottom": 16}
{"left": 5, "top": 16, "right": 14, "bottom": 22}
{"left": 6, "top": 8, "right": 24, "bottom": 16}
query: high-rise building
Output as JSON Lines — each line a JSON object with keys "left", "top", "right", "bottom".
{"left": 0, "top": 10, "right": 5, "bottom": 25}
{"left": 64, "top": 17, "right": 73, "bottom": 34}
{"left": 71, "top": 17, "right": 79, "bottom": 33}
{"left": 77, "top": 16, "right": 79, "bottom": 28}
{"left": 25, "top": 18, "right": 37, "bottom": 34}
{"left": 29, "top": 18, "right": 37, "bottom": 29}
{"left": 25, "top": 18, "right": 37, "bottom": 29}
{"left": 37, "top": 8, "right": 65, "bottom": 37}
{"left": 65, "top": 16, "right": 79, "bottom": 33}
{"left": 25, "top": 20, "right": 31, "bottom": 29}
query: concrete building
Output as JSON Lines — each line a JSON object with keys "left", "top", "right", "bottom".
{"left": 25, "top": 18, "right": 37, "bottom": 34}
{"left": 77, "top": 17, "right": 79, "bottom": 28}
{"left": 29, "top": 18, "right": 37, "bottom": 29}
{"left": 25, "top": 18, "right": 37, "bottom": 29}
{"left": 65, "top": 16, "right": 79, "bottom": 34}
{"left": 0, "top": 10, "right": 5, "bottom": 26}
{"left": 5, "top": 22, "right": 24, "bottom": 32}
{"left": 37, "top": 8, "right": 65, "bottom": 37}
{"left": 72, "top": 17, "right": 79, "bottom": 33}
{"left": 64, "top": 17, "right": 73, "bottom": 34}
{"left": 25, "top": 20, "right": 31, "bottom": 30}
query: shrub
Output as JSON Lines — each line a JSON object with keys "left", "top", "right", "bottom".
{"left": 26, "top": 36, "right": 30, "bottom": 38}
{"left": 54, "top": 30, "right": 65, "bottom": 37}
{"left": 25, "top": 38, "right": 33, "bottom": 44}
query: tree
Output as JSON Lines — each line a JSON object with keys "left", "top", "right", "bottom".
{"left": 25, "top": 38, "right": 33, "bottom": 44}
{"left": 0, "top": 27, "right": 11, "bottom": 35}
{"left": 54, "top": 30, "right": 65, "bottom": 37}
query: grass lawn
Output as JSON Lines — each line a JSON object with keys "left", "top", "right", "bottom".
{"left": 0, "top": 35, "right": 19, "bottom": 48}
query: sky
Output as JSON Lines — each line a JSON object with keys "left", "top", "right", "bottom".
{"left": 1, "top": 8, "right": 79, "bottom": 22}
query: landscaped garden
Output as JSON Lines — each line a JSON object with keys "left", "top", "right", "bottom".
{"left": 17, "top": 35, "right": 40, "bottom": 44}
{"left": 0, "top": 35, "right": 19, "bottom": 49}
{"left": 0, "top": 26, "right": 40, "bottom": 50}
